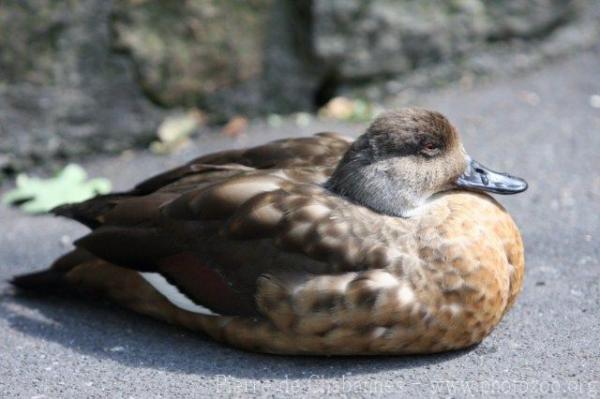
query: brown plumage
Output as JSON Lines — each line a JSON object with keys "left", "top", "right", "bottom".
{"left": 12, "top": 108, "right": 527, "bottom": 355}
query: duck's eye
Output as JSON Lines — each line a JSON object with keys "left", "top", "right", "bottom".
{"left": 421, "top": 142, "right": 441, "bottom": 157}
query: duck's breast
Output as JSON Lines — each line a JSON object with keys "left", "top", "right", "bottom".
{"left": 413, "top": 192, "right": 525, "bottom": 336}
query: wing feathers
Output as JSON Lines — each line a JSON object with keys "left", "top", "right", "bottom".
{"left": 75, "top": 226, "right": 182, "bottom": 270}
{"left": 49, "top": 133, "right": 358, "bottom": 317}
{"left": 164, "top": 175, "right": 285, "bottom": 221}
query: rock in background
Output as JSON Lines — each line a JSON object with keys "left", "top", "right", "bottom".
{"left": 0, "top": 0, "right": 597, "bottom": 172}
{"left": 313, "top": 0, "right": 579, "bottom": 80}
{"left": 0, "top": 0, "right": 162, "bottom": 172}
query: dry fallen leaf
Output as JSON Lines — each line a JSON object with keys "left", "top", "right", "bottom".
{"left": 222, "top": 116, "right": 248, "bottom": 138}
{"left": 151, "top": 109, "right": 205, "bottom": 154}
{"left": 319, "top": 96, "right": 355, "bottom": 120}
{"left": 319, "top": 96, "right": 381, "bottom": 122}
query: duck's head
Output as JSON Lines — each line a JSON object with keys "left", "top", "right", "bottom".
{"left": 325, "top": 107, "right": 527, "bottom": 217}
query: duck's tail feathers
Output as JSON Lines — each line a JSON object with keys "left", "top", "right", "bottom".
{"left": 10, "top": 249, "right": 94, "bottom": 295}
{"left": 11, "top": 268, "right": 68, "bottom": 294}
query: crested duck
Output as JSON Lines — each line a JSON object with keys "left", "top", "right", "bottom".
{"left": 12, "top": 108, "right": 527, "bottom": 355}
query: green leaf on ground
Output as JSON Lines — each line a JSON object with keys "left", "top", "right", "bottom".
{"left": 2, "top": 164, "right": 111, "bottom": 214}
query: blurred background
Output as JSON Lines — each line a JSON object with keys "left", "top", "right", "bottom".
{"left": 1, "top": 0, "right": 598, "bottom": 177}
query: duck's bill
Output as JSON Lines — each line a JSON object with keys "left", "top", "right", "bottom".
{"left": 455, "top": 158, "right": 528, "bottom": 195}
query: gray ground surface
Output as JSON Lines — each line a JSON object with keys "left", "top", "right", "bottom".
{"left": 1, "top": 48, "right": 599, "bottom": 399}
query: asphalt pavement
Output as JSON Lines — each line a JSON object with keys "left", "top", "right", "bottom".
{"left": 1, "top": 48, "right": 599, "bottom": 398}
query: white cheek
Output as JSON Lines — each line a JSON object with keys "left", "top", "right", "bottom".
{"left": 139, "top": 272, "right": 219, "bottom": 316}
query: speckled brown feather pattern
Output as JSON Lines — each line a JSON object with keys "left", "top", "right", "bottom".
{"left": 56, "top": 189, "right": 523, "bottom": 355}
{"left": 14, "top": 113, "right": 525, "bottom": 355}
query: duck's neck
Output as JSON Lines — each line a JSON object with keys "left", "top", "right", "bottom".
{"left": 324, "top": 158, "right": 427, "bottom": 218}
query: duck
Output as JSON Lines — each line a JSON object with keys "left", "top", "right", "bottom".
{"left": 12, "top": 108, "right": 527, "bottom": 355}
